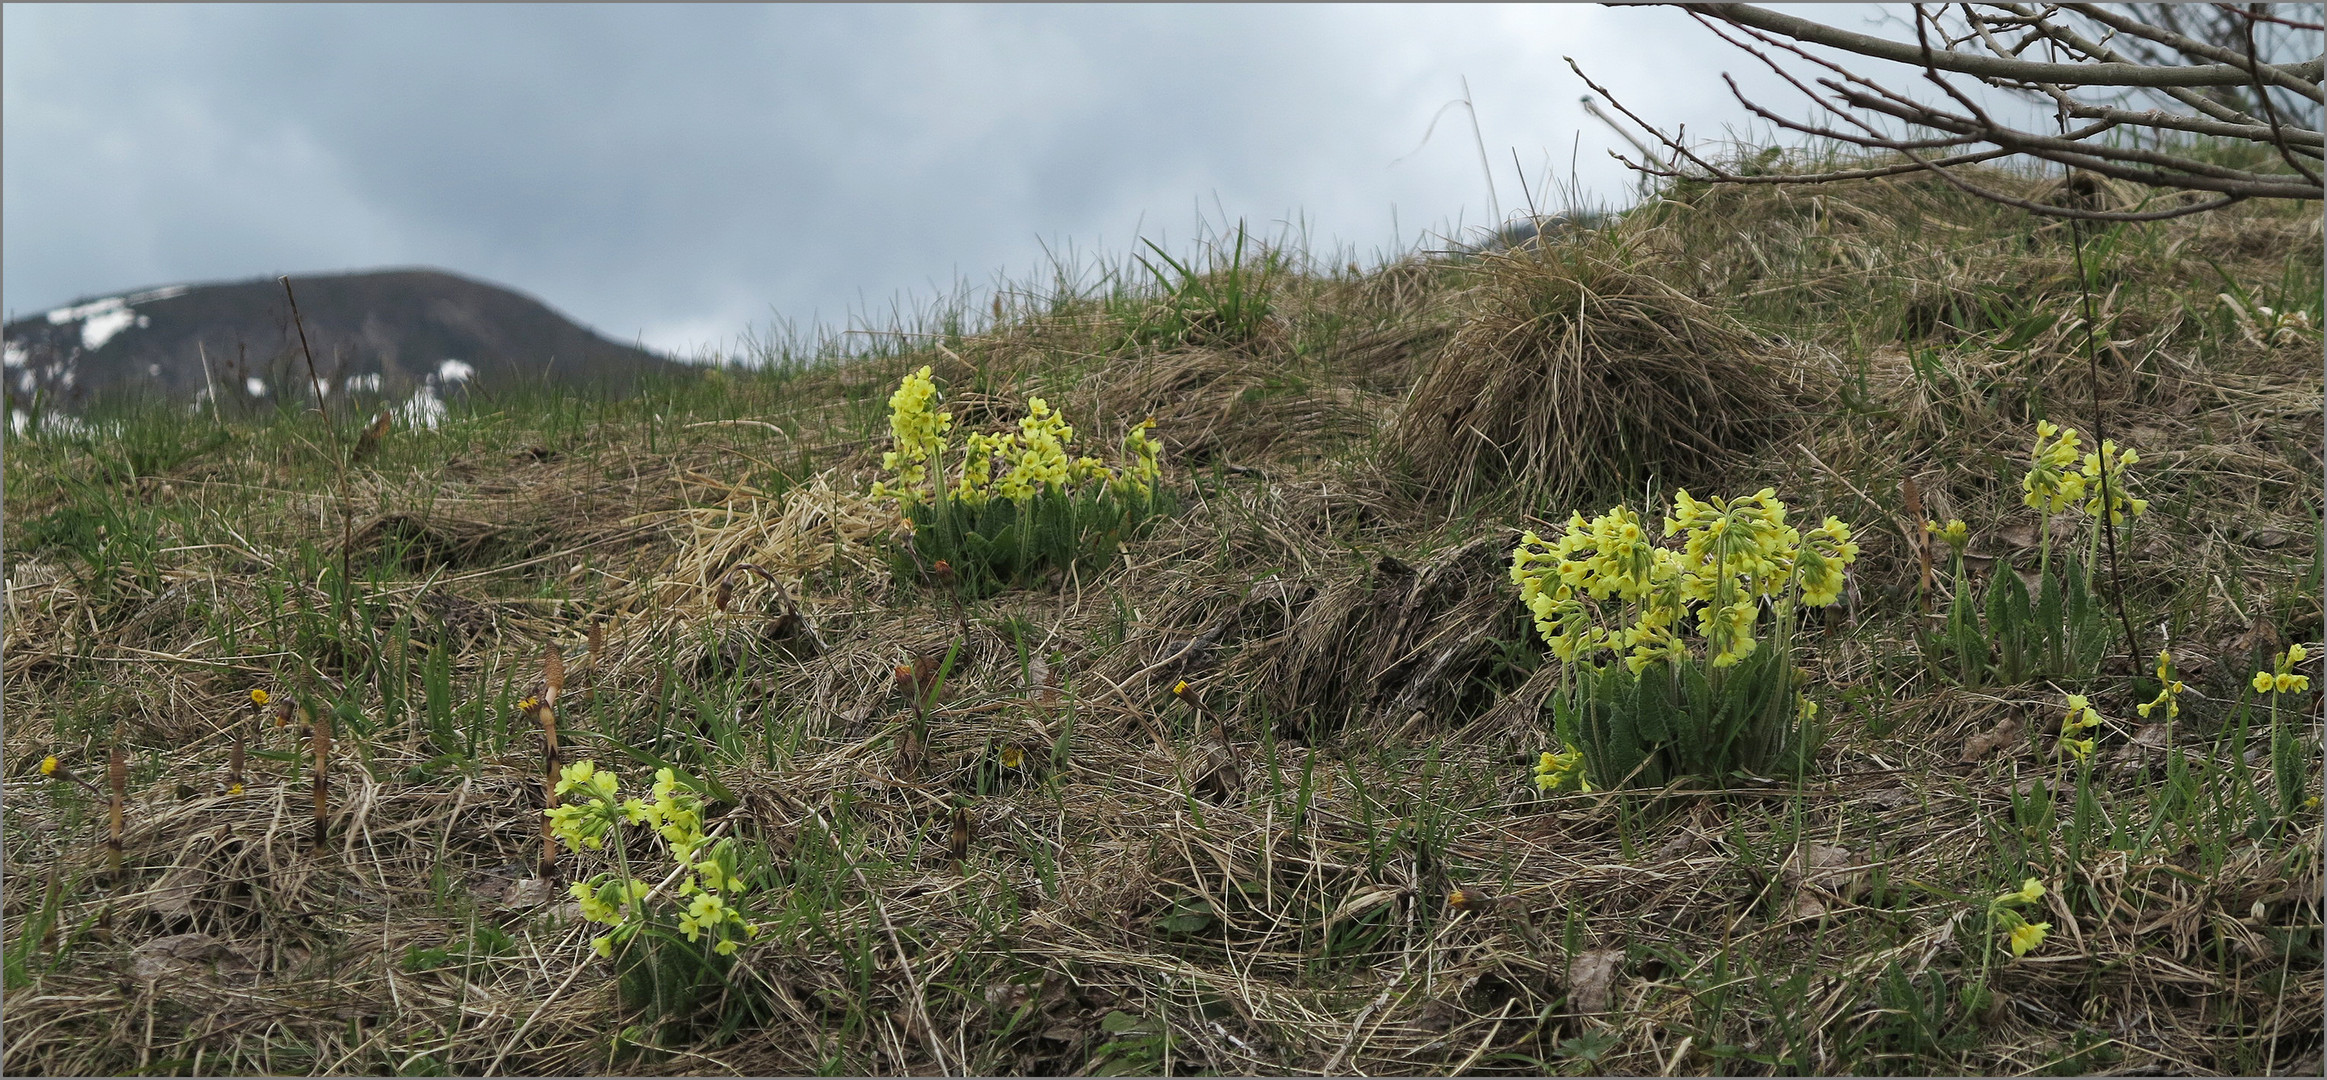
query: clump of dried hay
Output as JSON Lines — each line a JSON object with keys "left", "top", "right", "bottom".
{"left": 1071, "top": 346, "right": 1383, "bottom": 467}
{"left": 1387, "top": 234, "right": 1789, "bottom": 509}
{"left": 606, "top": 471, "right": 892, "bottom": 677}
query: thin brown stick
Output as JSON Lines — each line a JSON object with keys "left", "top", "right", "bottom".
{"left": 2061, "top": 166, "right": 2147, "bottom": 667}
{"left": 538, "top": 699, "right": 561, "bottom": 878}
{"left": 106, "top": 742, "right": 126, "bottom": 880}
{"left": 311, "top": 704, "right": 332, "bottom": 849}
{"left": 1903, "top": 476, "right": 1934, "bottom": 614}
{"left": 280, "top": 276, "right": 363, "bottom": 656}
{"left": 586, "top": 617, "right": 604, "bottom": 702}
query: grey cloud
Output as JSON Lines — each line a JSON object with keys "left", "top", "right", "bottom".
{"left": 5, "top": 3, "right": 1897, "bottom": 357}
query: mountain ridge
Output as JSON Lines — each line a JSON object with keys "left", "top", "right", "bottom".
{"left": 3, "top": 267, "right": 691, "bottom": 415}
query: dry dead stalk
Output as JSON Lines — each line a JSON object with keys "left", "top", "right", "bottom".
{"left": 310, "top": 704, "right": 331, "bottom": 849}
{"left": 105, "top": 742, "right": 126, "bottom": 880}
{"left": 226, "top": 727, "right": 245, "bottom": 796}
{"left": 538, "top": 645, "right": 563, "bottom": 877}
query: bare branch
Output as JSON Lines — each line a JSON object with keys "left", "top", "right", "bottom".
{"left": 1576, "top": 3, "right": 2325, "bottom": 220}
{"left": 1683, "top": 3, "right": 2323, "bottom": 89}
{"left": 2050, "top": 101, "right": 2324, "bottom": 153}
{"left": 2063, "top": 3, "right": 2325, "bottom": 100}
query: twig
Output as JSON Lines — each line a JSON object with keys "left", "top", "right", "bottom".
{"left": 2058, "top": 127, "right": 2147, "bottom": 666}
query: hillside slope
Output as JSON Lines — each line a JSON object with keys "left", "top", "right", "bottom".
{"left": 2, "top": 169, "right": 2319, "bottom": 1077}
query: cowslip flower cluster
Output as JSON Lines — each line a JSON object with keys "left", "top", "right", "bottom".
{"left": 2022, "top": 422, "right": 2087, "bottom": 514}
{"left": 2059, "top": 694, "right": 2105, "bottom": 761}
{"left": 2021, "top": 422, "right": 2146, "bottom": 525}
{"left": 2077, "top": 439, "right": 2147, "bottom": 525}
{"left": 1925, "top": 518, "right": 1969, "bottom": 553}
{"left": 996, "top": 398, "right": 1076, "bottom": 502}
{"left": 870, "top": 366, "right": 954, "bottom": 506}
{"left": 2251, "top": 644, "right": 2311, "bottom": 695}
{"left": 1119, "top": 418, "right": 1163, "bottom": 500}
{"left": 1533, "top": 745, "right": 1591, "bottom": 792}
{"left": 866, "top": 370, "right": 1162, "bottom": 511}
{"left": 1989, "top": 877, "right": 2052, "bottom": 958}
{"left": 546, "top": 761, "right": 760, "bottom": 959}
{"left": 2138, "top": 650, "right": 2184, "bottom": 719}
{"left": 953, "top": 430, "right": 1009, "bottom": 509}
{"left": 1510, "top": 489, "right": 1859, "bottom": 672}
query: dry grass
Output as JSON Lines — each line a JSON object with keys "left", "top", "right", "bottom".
{"left": 4, "top": 170, "right": 2321, "bottom": 1076}
{"left": 1388, "top": 226, "right": 1797, "bottom": 510}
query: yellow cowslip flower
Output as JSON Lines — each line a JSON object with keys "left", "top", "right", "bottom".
{"left": 592, "top": 935, "right": 615, "bottom": 959}
{"left": 995, "top": 396, "right": 1076, "bottom": 503}
{"left": 1120, "top": 418, "right": 1163, "bottom": 499}
{"left": 1925, "top": 518, "right": 1969, "bottom": 552}
{"left": 2059, "top": 696, "right": 2103, "bottom": 758}
{"left": 2077, "top": 439, "right": 2147, "bottom": 525}
{"left": 713, "top": 938, "right": 743, "bottom": 956}
{"left": 1995, "top": 877, "right": 2045, "bottom": 906}
{"left": 250, "top": 688, "right": 271, "bottom": 706}
{"left": 2257, "top": 645, "right": 2313, "bottom": 695}
{"left": 2008, "top": 920, "right": 2051, "bottom": 957}
{"left": 648, "top": 774, "right": 707, "bottom": 863}
{"left": 2022, "top": 422, "right": 2087, "bottom": 514}
{"left": 679, "top": 892, "right": 734, "bottom": 943}
{"left": 1070, "top": 455, "right": 1112, "bottom": 485}
{"left": 875, "top": 366, "right": 954, "bottom": 506}
{"left": 571, "top": 879, "right": 622, "bottom": 923}
{"left": 952, "top": 430, "right": 1007, "bottom": 508}
{"left": 1619, "top": 605, "right": 1685, "bottom": 674}
{"left": 1544, "top": 506, "right": 1659, "bottom": 602}
{"left": 545, "top": 803, "right": 612, "bottom": 850}
{"left": 2139, "top": 651, "right": 2184, "bottom": 718}
{"left": 1701, "top": 598, "right": 1761, "bottom": 667}
{"left": 1514, "top": 489, "right": 1847, "bottom": 674}
{"left": 1533, "top": 745, "right": 1591, "bottom": 792}
{"left": 553, "top": 760, "right": 613, "bottom": 799}
{"left": 1796, "top": 516, "right": 1859, "bottom": 607}
{"left": 622, "top": 796, "right": 656, "bottom": 826}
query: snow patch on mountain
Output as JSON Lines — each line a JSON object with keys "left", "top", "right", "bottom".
{"left": 45, "top": 296, "right": 152, "bottom": 351}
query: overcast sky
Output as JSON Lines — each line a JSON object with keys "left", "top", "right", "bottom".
{"left": 4, "top": 3, "right": 1901, "bottom": 360}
